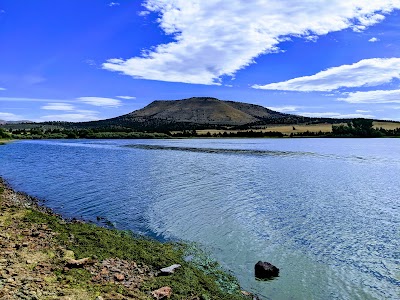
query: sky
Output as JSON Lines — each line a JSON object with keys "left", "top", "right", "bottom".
{"left": 1, "top": 0, "right": 400, "bottom": 122}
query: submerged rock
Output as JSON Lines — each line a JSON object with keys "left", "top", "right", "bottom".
{"left": 254, "top": 261, "right": 279, "bottom": 279}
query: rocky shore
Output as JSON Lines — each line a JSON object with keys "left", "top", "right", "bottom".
{"left": 0, "top": 178, "right": 250, "bottom": 300}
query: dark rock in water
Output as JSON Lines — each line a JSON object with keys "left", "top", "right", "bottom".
{"left": 254, "top": 261, "right": 279, "bottom": 279}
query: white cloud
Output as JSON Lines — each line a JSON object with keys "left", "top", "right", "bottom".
{"left": 103, "top": 1, "right": 400, "bottom": 85}
{"left": 40, "top": 114, "right": 100, "bottom": 122}
{"left": 299, "top": 112, "right": 375, "bottom": 118}
{"left": 0, "top": 87, "right": 6, "bottom": 91}
{"left": 0, "top": 112, "right": 23, "bottom": 121}
{"left": 355, "top": 109, "right": 371, "bottom": 113}
{"left": 138, "top": 10, "right": 150, "bottom": 17}
{"left": 266, "top": 106, "right": 299, "bottom": 113}
{"left": 253, "top": 58, "right": 400, "bottom": 91}
{"left": 41, "top": 103, "right": 75, "bottom": 111}
{"left": 339, "top": 89, "right": 400, "bottom": 103}
{"left": 368, "top": 37, "right": 380, "bottom": 42}
{"left": 108, "top": 2, "right": 120, "bottom": 7}
{"left": 116, "top": 95, "right": 136, "bottom": 100}
{"left": 77, "top": 97, "right": 122, "bottom": 107}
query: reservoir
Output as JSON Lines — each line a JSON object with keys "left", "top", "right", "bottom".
{"left": 0, "top": 139, "right": 399, "bottom": 299}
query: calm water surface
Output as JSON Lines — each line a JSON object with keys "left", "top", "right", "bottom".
{"left": 0, "top": 139, "right": 399, "bottom": 299}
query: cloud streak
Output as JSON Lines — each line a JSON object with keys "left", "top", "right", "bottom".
{"left": 0, "top": 112, "right": 23, "bottom": 121}
{"left": 116, "top": 95, "right": 136, "bottom": 100}
{"left": 103, "top": 1, "right": 400, "bottom": 85}
{"left": 77, "top": 97, "right": 122, "bottom": 107}
{"left": 40, "top": 114, "right": 100, "bottom": 122}
{"left": 41, "top": 103, "right": 76, "bottom": 111}
{"left": 299, "top": 112, "right": 375, "bottom": 119}
{"left": 266, "top": 106, "right": 300, "bottom": 113}
{"left": 339, "top": 89, "right": 400, "bottom": 103}
{"left": 253, "top": 58, "right": 400, "bottom": 91}
{"left": 0, "top": 96, "right": 123, "bottom": 107}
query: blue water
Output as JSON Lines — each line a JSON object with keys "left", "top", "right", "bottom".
{"left": 0, "top": 139, "right": 399, "bottom": 299}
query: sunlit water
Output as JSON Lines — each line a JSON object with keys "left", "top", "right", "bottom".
{"left": 0, "top": 139, "right": 399, "bottom": 299}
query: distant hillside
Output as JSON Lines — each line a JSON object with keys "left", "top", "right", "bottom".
{"left": 2, "top": 97, "right": 399, "bottom": 133}
{"left": 128, "top": 97, "right": 286, "bottom": 125}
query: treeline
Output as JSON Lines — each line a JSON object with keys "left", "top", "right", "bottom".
{"left": 2, "top": 127, "right": 170, "bottom": 139}
{"left": 330, "top": 119, "right": 398, "bottom": 137}
{"left": 172, "top": 130, "right": 284, "bottom": 138}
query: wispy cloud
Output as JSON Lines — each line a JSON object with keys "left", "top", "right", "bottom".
{"left": 40, "top": 113, "right": 99, "bottom": 122}
{"left": 108, "top": 2, "right": 120, "bottom": 7}
{"left": 77, "top": 97, "right": 122, "bottom": 107}
{"left": 355, "top": 109, "right": 372, "bottom": 113}
{"left": 253, "top": 58, "right": 400, "bottom": 91}
{"left": 0, "top": 97, "right": 70, "bottom": 102}
{"left": 368, "top": 37, "right": 380, "bottom": 42}
{"left": 0, "top": 87, "right": 6, "bottom": 91}
{"left": 138, "top": 11, "right": 150, "bottom": 17}
{"left": 0, "top": 112, "right": 23, "bottom": 121}
{"left": 103, "top": 1, "right": 400, "bottom": 85}
{"left": 266, "top": 106, "right": 299, "bottom": 113}
{"left": 41, "top": 103, "right": 75, "bottom": 111}
{"left": 339, "top": 89, "right": 400, "bottom": 103}
{"left": 299, "top": 112, "right": 375, "bottom": 119}
{"left": 116, "top": 95, "right": 136, "bottom": 100}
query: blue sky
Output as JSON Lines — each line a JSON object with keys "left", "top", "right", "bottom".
{"left": 1, "top": 0, "right": 400, "bottom": 122}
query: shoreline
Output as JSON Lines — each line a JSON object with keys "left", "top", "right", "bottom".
{"left": 0, "top": 177, "right": 251, "bottom": 300}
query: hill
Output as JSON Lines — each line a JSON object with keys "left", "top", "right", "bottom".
{"left": 2, "top": 97, "right": 400, "bottom": 136}
{"left": 128, "top": 97, "right": 286, "bottom": 125}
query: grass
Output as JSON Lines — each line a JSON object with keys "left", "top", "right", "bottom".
{"left": 0, "top": 139, "right": 13, "bottom": 145}
{"left": 23, "top": 209, "right": 247, "bottom": 300}
{"left": 196, "top": 121, "right": 400, "bottom": 136}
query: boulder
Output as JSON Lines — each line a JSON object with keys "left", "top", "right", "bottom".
{"left": 254, "top": 261, "right": 279, "bottom": 279}
{"left": 151, "top": 286, "right": 172, "bottom": 299}
{"left": 66, "top": 257, "right": 94, "bottom": 268}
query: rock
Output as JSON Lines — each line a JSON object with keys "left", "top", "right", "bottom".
{"left": 160, "top": 264, "right": 181, "bottom": 275}
{"left": 66, "top": 257, "right": 94, "bottom": 268}
{"left": 151, "top": 286, "right": 172, "bottom": 299}
{"left": 254, "top": 261, "right": 279, "bottom": 279}
{"left": 95, "top": 296, "right": 104, "bottom": 300}
{"left": 114, "top": 273, "right": 125, "bottom": 281}
{"left": 62, "top": 249, "right": 75, "bottom": 261}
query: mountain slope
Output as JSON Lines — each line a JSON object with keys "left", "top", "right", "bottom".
{"left": 128, "top": 97, "right": 286, "bottom": 126}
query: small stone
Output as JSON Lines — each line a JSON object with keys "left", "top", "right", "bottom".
{"left": 151, "top": 286, "right": 172, "bottom": 299}
{"left": 114, "top": 273, "right": 125, "bottom": 281}
{"left": 26, "top": 260, "right": 34, "bottom": 264}
{"left": 95, "top": 296, "right": 104, "bottom": 300}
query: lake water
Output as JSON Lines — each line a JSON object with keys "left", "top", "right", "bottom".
{"left": 0, "top": 139, "right": 399, "bottom": 299}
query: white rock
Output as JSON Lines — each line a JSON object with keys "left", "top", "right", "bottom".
{"left": 160, "top": 264, "right": 181, "bottom": 275}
